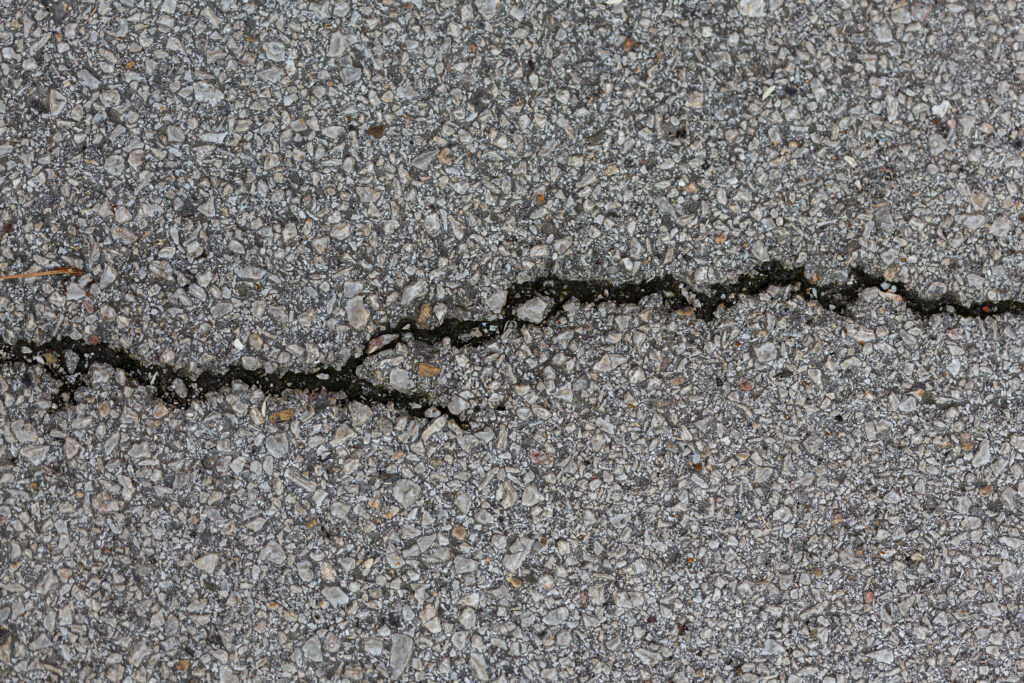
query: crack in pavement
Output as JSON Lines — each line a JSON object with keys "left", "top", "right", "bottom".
{"left": 0, "top": 333, "right": 470, "bottom": 426}
{"left": 3, "top": 260, "right": 1023, "bottom": 420}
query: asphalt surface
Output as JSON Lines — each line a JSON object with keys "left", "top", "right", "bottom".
{"left": 2, "top": 0, "right": 1024, "bottom": 680}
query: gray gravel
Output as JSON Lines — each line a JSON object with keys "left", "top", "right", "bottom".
{"left": 3, "top": 0, "right": 1024, "bottom": 371}
{"left": 3, "top": 0, "right": 1024, "bottom": 680}
{"left": 4, "top": 291, "right": 1024, "bottom": 680}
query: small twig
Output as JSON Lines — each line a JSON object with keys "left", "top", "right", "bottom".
{"left": 0, "top": 267, "right": 85, "bottom": 281}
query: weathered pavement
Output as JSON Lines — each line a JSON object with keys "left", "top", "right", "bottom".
{"left": 3, "top": 0, "right": 1024, "bottom": 680}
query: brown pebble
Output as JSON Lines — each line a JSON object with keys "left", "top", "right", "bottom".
{"left": 268, "top": 409, "right": 294, "bottom": 424}
{"left": 416, "top": 362, "right": 441, "bottom": 378}
{"left": 451, "top": 524, "right": 467, "bottom": 541}
{"left": 416, "top": 303, "right": 431, "bottom": 326}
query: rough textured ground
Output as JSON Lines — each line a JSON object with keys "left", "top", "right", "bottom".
{"left": 2, "top": 0, "right": 1024, "bottom": 680}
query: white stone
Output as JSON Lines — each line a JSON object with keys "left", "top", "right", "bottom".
{"left": 327, "top": 32, "right": 356, "bottom": 58}
{"left": 263, "top": 42, "right": 286, "bottom": 62}
{"left": 393, "top": 479, "right": 422, "bottom": 507}
{"left": 346, "top": 296, "right": 370, "bottom": 329}
{"left": 260, "top": 540, "right": 287, "bottom": 565}
{"left": 516, "top": 296, "right": 551, "bottom": 323}
{"left": 194, "top": 81, "right": 224, "bottom": 104}
{"left": 737, "top": 0, "right": 766, "bottom": 18}
{"left": 543, "top": 607, "right": 568, "bottom": 626}
{"left": 469, "top": 652, "right": 489, "bottom": 680}
{"left": 990, "top": 215, "right": 1011, "bottom": 238}
{"left": 11, "top": 420, "right": 37, "bottom": 442}
{"left": 420, "top": 415, "right": 447, "bottom": 442}
{"left": 194, "top": 553, "right": 219, "bottom": 574}
{"left": 401, "top": 279, "right": 427, "bottom": 305}
{"left": 485, "top": 290, "right": 507, "bottom": 313}
{"left": 265, "top": 433, "right": 288, "bottom": 458}
{"left": 972, "top": 440, "right": 991, "bottom": 468}
{"left": 593, "top": 354, "right": 627, "bottom": 372}
{"left": 390, "top": 635, "right": 413, "bottom": 679}
{"left": 496, "top": 481, "right": 517, "bottom": 508}
{"left": 302, "top": 637, "right": 323, "bottom": 663}
{"left": 475, "top": 0, "right": 498, "bottom": 20}
{"left": 503, "top": 538, "right": 532, "bottom": 573}
{"left": 454, "top": 557, "right": 478, "bottom": 573}
{"left": 754, "top": 342, "right": 778, "bottom": 362}
{"left": 322, "top": 586, "right": 350, "bottom": 607}
{"left": 521, "top": 486, "right": 542, "bottom": 507}
{"left": 390, "top": 368, "right": 414, "bottom": 392}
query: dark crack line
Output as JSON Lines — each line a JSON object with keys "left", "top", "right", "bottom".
{"left": 1, "top": 333, "right": 469, "bottom": 427}
{"left": 378, "top": 260, "right": 1024, "bottom": 347}
{"left": 2, "top": 260, "right": 1023, "bottom": 422}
